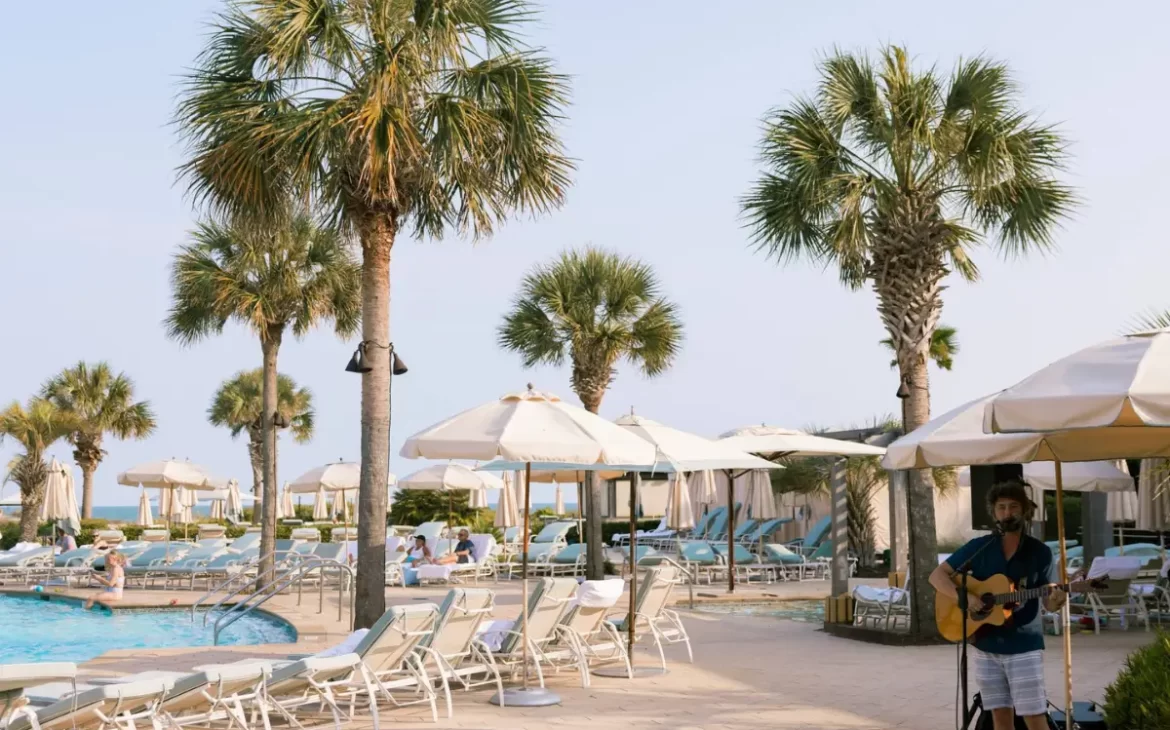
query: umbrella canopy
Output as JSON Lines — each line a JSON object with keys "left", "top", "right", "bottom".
{"left": 744, "top": 469, "right": 778, "bottom": 520}
{"left": 955, "top": 461, "right": 1134, "bottom": 493}
{"left": 41, "top": 459, "right": 80, "bottom": 535}
{"left": 615, "top": 414, "right": 785, "bottom": 471}
{"left": 400, "top": 386, "right": 657, "bottom": 466}
{"left": 494, "top": 471, "right": 521, "bottom": 529}
{"left": 397, "top": 463, "right": 504, "bottom": 492}
{"left": 136, "top": 487, "right": 154, "bottom": 527}
{"left": 665, "top": 472, "right": 696, "bottom": 531}
{"left": 554, "top": 485, "right": 565, "bottom": 516}
{"left": 117, "top": 459, "right": 216, "bottom": 491}
{"left": 719, "top": 425, "right": 887, "bottom": 460}
{"left": 688, "top": 470, "right": 718, "bottom": 513}
{"left": 1137, "top": 460, "right": 1170, "bottom": 531}
{"left": 312, "top": 486, "right": 330, "bottom": 521}
{"left": 288, "top": 462, "right": 361, "bottom": 493}
{"left": 478, "top": 461, "right": 624, "bottom": 483}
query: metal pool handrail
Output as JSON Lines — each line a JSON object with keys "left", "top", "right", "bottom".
{"left": 212, "top": 558, "right": 355, "bottom": 645}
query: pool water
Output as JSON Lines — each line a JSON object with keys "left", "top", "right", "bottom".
{"left": 0, "top": 594, "right": 296, "bottom": 664}
{"left": 692, "top": 600, "right": 825, "bottom": 622}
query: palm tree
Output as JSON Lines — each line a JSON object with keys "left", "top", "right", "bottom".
{"left": 498, "top": 247, "right": 684, "bottom": 578}
{"left": 209, "top": 369, "right": 314, "bottom": 521}
{"left": 167, "top": 213, "right": 359, "bottom": 585}
{"left": 881, "top": 325, "right": 959, "bottom": 371}
{"left": 741, "top": 47, "right": 1074, "bottom": 637}
{"left": 0, "top": 398, "right": 73, "bottom": 541}
{"left": 176, "top": 0, "right": 571, "bottom": 628}
{"left": 41, "top": 362, "right": 156, "bottom": 518}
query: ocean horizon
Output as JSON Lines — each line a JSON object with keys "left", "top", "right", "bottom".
{"left": 88, "top": 502, "right": 576, "bottom": 522}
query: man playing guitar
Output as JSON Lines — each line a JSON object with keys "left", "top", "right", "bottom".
{"left": 929, "top": 480, "right": 1068, "bottom": 730}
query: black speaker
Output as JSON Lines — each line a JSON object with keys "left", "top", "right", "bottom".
{"left": 969, "top": 464, "right": 1024, "bottom": 531}
{"left": 970, "top": 693, "right": 1060, "bottom": 730}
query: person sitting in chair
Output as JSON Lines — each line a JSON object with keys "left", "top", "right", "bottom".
{"left": 436, "top": 529, "right": 476, "bottom": 565}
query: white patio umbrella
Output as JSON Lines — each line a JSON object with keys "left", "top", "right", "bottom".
{"left": 136, "top": 487, "right": 154, "bottom": 527}
{"left": 401, "top": 386, "right": 657, "bottom": 705}
{"left": 554, "top": 485, "right": 565, "bottom": 516}
{"left": 290, "top": 461, "right": 394, "bottom": 532}
{"left": 397, "top": 464, "right": 503, "bottom": 542}
{"left": 719, "top": 425, "right": 889, "bottom": 460}
{"left": 468, "top": 487, "right": 489, "bottom": 509}
{"left": 744, "top": 469, "right": 778, "bottom": 520}
{"left": 41, "top": 459, "right": 80, "bottom": 537}
{"left": 1106, "top": 490, "right": 1139, "bottom": 523}
{"left": 1137, "top": 460, "right": 1170, "bottom": 532}
{"left": 478, "top": 461, "right": 623, "bottom": 543}
{"left": 957, "top": 460, "right": 1133, "bottom": 522}
{"left": 665, "top": 472, "right": 696, "bottom": 532}
{"left": 494, "top": 471, "right": 521, "bottom": 530}
{"left": 119, "top": 459, "right": 215, "bottom": 556}
{"left": 975, "top": 328, "right": 1170, "bottom": 728}
{"left": 226, "top": 480, "right": 244, "bottom": 522}
{"left": 312, "top": 486, "right": 330, "bottom": 521}
{"left": 280, "top": 483, "right": 295, "bottom": 520}
{"left": 688, "top": 470, "right": 717, "bottom": 515}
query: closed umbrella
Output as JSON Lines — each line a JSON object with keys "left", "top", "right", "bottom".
{"left": 280, "top": 483, "right": 295, "bottom": 520}
{"left": 226, "top": 480, "right": 244, "bottom": 522}
{"left": 41, "top": 459, "right": 81, "bottom": 538}
{"left": 553, "top": 485, "right": 565, "bottom": 516}
{"left": 1106, "top": 490, "right": 1139, "bottom": 523}
{"left": 688, "top": 470, "right": 717, "bottom": 515}
{"left": 312, "top": 486, "right": 330, "bottom": 521}
{"left": 494, "top": 471, "right": 521, "bottom": 530}
{"left": 1138, "top": 460, "right": 1170, "bottom": 532}
{"left": 401, "top": 386, "right": 657, "bottom": 706}
{"left": 208, "top": 496, "right": 225, "bottom": 521}
{"left": 665, "top": 472, "right": 696, "bottom": 532}
{"left": 745, "top": 469, "right": 777, "bottom": 520}
{"left": 136, "top": 487, "right": 154, "bottom": 527}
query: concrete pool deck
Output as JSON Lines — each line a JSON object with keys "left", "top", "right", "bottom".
{"left": 6, "top": 578, "right": 1152, "bottom": 729}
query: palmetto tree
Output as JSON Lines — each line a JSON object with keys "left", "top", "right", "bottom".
{"left": 177, "top": 0, "right": 571, "bottom": 627}
{"left": 742, "top": 46, "right": 1074, "bottom": 636}
{"left": 498, "top": 247, "right": 683, "bottom": 578}
{"left": 41, "top": 362, "right": 156, "bottom": 519}
{"left": 209, "top": 369, "right": 314, "bottom": 522}
{"left": 167, "top": 213, "right": 359, "bottom": 584}
{"left": 881, "top": 325, "right": 959, "bottom": 371}
{"left": 1, "top": 398, "right": 73, "bottom": 541}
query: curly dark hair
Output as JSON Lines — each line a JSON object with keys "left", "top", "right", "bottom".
{"left": 986, "top": 479, "right": 1038, "bottom": 521}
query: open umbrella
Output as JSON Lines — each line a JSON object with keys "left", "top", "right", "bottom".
{"left": 119, "top": 459, "right": 215, "bottom": 557}
{"left": 398, "top": 464, "right": 504, "bottom": 547}
{"left": 979, "top": 329, "right": 1170, "bottom": 727}
{"left": 290, "top": 461, "right": 394, "bottom": 541}
{"left": 402, "top": 386, "right": 657, "bottom": 706}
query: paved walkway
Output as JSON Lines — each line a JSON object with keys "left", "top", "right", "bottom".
{"left": 13, "top": 579, "right": 1150, "bottom": 729}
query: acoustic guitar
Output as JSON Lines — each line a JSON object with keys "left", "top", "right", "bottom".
{"left": 936, "top": 572, "right": 1104, "bottom": 643}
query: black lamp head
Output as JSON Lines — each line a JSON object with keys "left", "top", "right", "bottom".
{"left": 345, "top": 343, "right": 372, "bottom": 373}
{"left": 391, "top": 350, "right": 408, "bottom": 376}
{"left": 273, "top": 411, "right": 290, "bottom": 429}
{"left": 896, "top": 379, "right": 910, "bottom": 399}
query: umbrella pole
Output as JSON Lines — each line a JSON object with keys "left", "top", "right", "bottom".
{"left": 726, "top": 470, "right": 736, "bottom": 593}
{"left": 576, "top": 474, "right": 584, "bottom": 547}
{"left": 628, "top": 472, "right": 639, "bottom": 672}
{"left": 521, "top": 462, "right": 533, "bottom": 689}
{"left": 1054, "top": 460, "right": 1072, "bottom": 730}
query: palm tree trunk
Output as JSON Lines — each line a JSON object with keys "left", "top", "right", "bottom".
{"left": 355, "top": 218, "right": 394, "bottom": 629}
{"left": 18, "top": 483, "right": 45, "bottom": 543}
{"left": 900, "top": 353, "right": 939, "bottom": 638}
{"left": 247, "top": 429, "right": 262, "bottom": 524}
{"left": 578, "top": 393, "right": 607, "bottom": 580}
{"left": 257, "top": 332, "right": 281, "bottom": 588}
{"left": 80, "top": 464, "right": 97, "bottom": 520}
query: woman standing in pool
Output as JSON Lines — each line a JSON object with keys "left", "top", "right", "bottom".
{"left": 84, "top": 551, "right": 125, "bottom": 609}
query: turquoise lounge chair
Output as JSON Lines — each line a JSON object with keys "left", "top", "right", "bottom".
{"left": 788, "top": 515, "right": 831, "bottom": 555}
{"left": 711, "top": 542, "right": 768, "bottom": 582}
{"left": 678, "top": 541, "right": 719, "bottom": 583}
{"left": 548, "top": 544, "right": 586, "bottom": 576}
{"left": 740, "top": 517, "right": 792, "bottom": 545}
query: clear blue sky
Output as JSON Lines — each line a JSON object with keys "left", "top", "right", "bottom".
{"left": 3, "top": 1, "right": 1169, "bottom": 507}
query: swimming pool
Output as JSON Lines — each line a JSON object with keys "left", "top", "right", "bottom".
{"left": 0, "top": 594, "right": 297, "bottom": 664}
{"left": 691, "top": 600, "right": 825, "bottom": 622}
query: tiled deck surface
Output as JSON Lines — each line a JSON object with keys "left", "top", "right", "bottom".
{"left": 11, "top": 579, "right": 1152, "bottom": 730}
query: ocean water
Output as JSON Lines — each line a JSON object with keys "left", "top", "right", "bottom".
{"left": 89, "top": 502, "right": 575, "bottom": 522}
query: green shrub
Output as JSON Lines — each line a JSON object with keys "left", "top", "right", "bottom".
{"left": 1104, "top": 632, "right": 1170, "bottom": 729}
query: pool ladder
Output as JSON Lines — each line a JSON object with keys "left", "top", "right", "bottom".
{"left": 191, "top": 552, "right": 356, "bottom": 645}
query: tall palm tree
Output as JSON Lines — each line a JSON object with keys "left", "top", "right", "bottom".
{"left": 176, "top": 0, "right": 571, "bottom": 627}
{"left": 167, "top": 213, "right": 359, "bottom": 584}
{"left": 498, "top": 247, "right": 684, "bottom": 578}
{"left": 0, "top": 398, "right": 73, "bottom": 541}
{"left": 209, "top": 369, "right": 314, "bottom": 522}
{"left": 881, "top": 325, "right": 959, "bottom": 371}
{"left": 41, "top": 362, "right": 156, "bottom": 518}
{"left": 741, "top": 46, "right": 1075, "bottom": 636}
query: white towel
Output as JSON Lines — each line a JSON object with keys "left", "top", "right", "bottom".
{"left": 475, "top": 619, "right": 514, "bottom": 652}
{"left": 853, "top": 585, "right": 906, "bottom": 604}
{"left": 1087, "top": 556, "right": 1143, "bottom": 580}
{"left": 314, "top": 628, "right": 369, "bottom": 658}
{"left": 572, "top": 578, "right": 623, "bottom": 609}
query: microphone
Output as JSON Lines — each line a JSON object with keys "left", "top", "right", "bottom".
{"left": 991, "top": 521, "right": 1006, "bottom": 536}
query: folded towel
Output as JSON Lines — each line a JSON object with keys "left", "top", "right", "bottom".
{"left": 572, "top": 578, "right": 623, "bottom": 609}
{"left": 853, "top": 585, "right": 906, "bottom": 604}
{"left": 314, "top": 629, "right": 369, "bottom": 658}
{"left": 475, "top": 619, "right": 514, "bottom": 652}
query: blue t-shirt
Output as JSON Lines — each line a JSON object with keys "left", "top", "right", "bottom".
{"left": 945, "top": 534, "right": 1054, "bottom": 655}
{"left": 455, "top": 539, "right": 476, "bottom": 564}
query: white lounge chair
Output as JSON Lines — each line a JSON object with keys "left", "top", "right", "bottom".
{"left": 1072, "top": 556, "right": 1150, "bottom": 633}
{"left": 6, "top": 679, "right": 168, "bottom": 730}
{"left": 608, "top": 566, "right": 693, "bottom": 670}
{"left": 852, "top": 582, "right": 911, "bottom": 631}
{"left": 547, "top": 578, "right": 630, "bottom": 686}
{"left": 415, "top": 588, "right": 502, "bottom": 717}
{"left": 473, "top": 577, "right": 577, "bottom": 690}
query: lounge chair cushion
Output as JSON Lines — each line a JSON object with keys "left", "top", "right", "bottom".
{"left": 853, "top": 585, "right": 906, "bottom": 604}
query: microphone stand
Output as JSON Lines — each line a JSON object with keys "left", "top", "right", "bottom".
{"left": 956, "top": 528, "right": 1003, "bottom": 730}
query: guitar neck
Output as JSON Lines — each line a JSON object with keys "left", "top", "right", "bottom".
{"left": 991, "top": 582, "right": 1072, "bottom": 606}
